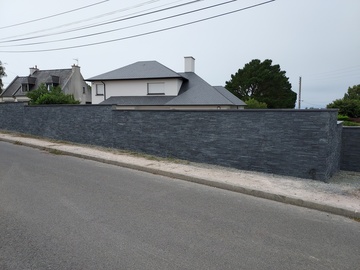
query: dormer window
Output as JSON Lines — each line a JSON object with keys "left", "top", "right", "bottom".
{"left": 147, "top": 82, "right": 165, "bottom": 95}
{"left": 46, "top": 75, "right": 59, "bottom": 90}
{"left": 22, "top": 84, "right": 29, "bottom": 92}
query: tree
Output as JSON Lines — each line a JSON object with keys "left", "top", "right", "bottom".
{"left": 27, "top": 83, "right": 80, "bottom": 105}
{"left": 327, "top": 85, "right": 360, "bottom": 118}
{"left": 0, "top": 61, "right": 6, "bottom": 94}
{"left": 343, "top": 84, "right": 360, "bottom": 100}
{"left": 225, "top": 59, "right": 297, "bottom": 108}
{"left": 245, "top": 98, "right": 267, "bottom": 109}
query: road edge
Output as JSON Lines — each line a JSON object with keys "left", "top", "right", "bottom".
{"left": 1, "top": 136, "right": 359, "bottom": 219}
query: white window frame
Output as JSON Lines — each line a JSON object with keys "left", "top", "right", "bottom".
{"left": 96, "top": 84, "right": 104, "bottom": 96}
{"left": 147, "top": 82, "right": 165, "bottom": 95}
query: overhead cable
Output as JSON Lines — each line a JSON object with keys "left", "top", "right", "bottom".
{"left": 0, "top": 0, "right": 201, "bottom": 44}
{"left": 0, "top": 0, "right": 276, "bottom": 53}
{"left": 1, "top": 0, "right": 237, "bottom": 47}
{"left": 0, "top": 0, "right": 165, "bottom": 41}
{"left": 0, "top": 0, "right": 110, "bottom": 30}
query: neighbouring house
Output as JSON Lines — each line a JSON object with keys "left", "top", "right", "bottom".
{"left": 86, "top": 57, "right": 246, "bottom": 110}
{"left": 0, "top": 65, "right": 91, "bottom": 104}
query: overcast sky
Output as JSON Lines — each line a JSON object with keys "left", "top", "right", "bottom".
{"left": 1, "top": 0, "right": 359, "bottom": 108}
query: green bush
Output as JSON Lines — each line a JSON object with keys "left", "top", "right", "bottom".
{"left": 337, "top": 114, "right": 349, "bottom": 121}
{"left": 327, "top": 99, "right": 360, "bottom": 118}
{"left": 27, "top": 83, "right": 80, "bottom": 105}
{"left": 245, "top": 98, "right": 268, "bottom": 109}
{"left": 327, "top": 85, "right": 360, "bottom": 118}
{"left": 342, "top": 121, "right": 360, "bottom": 126}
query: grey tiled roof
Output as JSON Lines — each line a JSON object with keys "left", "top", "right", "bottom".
{"left": 90, "top": 60, "right": 246, "bottom": 107}
{"left": 166, "top": 72, "right": 246, "bottom": 106}
{"left": 213, "top": 86, "right": 247, "bottom": 106}
{"left": 1, "top": 69, "right": 72, "bottom": 97}
{"left": 100, "top": 72, "right": 245, "bottom": 107}
{"left": 86, "top": 61, "right": 183, "bottom": 81}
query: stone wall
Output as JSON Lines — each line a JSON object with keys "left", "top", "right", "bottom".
{"left": 112, "top": 110, "right": 341, "bottom": 181}
{"left": 341, "top": 127, "right": 360, "bottom": 172}
{"left": 0, "top": 102, "right": 26, "bottom": 133}
{"left": 0, "top": 103, "right": 345, "bottom": 181}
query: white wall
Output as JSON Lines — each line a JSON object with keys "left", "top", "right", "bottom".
{"left": 91, "top": 78, "right": 183, "bottom": 104}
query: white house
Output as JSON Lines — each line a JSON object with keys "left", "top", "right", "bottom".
{"left": 87, "top": 57, "right": 246, "bottom": 110}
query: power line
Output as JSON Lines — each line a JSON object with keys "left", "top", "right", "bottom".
{"left": 0, "top": 0, "right": 201, "bottom": 44}
{"left": 1, "top": 0, "right": 237, "bottom": 48}
{"left": 0, "top": 0, "right": 165, "bottom": 41}
{"left": 0, "top": 0, "right": 110, "bottom": 30}
{"left": 304, "top": 65, "right": 360, "bottom": 80}
{"left": 0, "top": 0, "right": 276, "bottom": 53}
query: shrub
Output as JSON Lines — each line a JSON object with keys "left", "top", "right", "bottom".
{"left": 342, "top": 121, "right": 360, "bottom": 126}
{"left": 27, "top": 83, "right": 80, "bottom": 105}
{"left": 245, "top": 98, "right": 268, "bottom": 109}
{"left": 327, "top": 99, "right": 360, "bottom": 118}
{"left": 337, "top": 114, "right": 349, "bottom": 121}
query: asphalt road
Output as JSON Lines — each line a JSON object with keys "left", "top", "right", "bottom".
{"left": 0, "top": 141, "right": 359, "bottom": 270}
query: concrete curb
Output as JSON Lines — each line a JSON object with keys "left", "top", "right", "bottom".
{"left": 1, "top": 136, "right": 359, "bottom": 219}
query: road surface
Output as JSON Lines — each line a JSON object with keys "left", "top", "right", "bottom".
{"left": 0, "top": 141, "right": 359, "bottom": 269}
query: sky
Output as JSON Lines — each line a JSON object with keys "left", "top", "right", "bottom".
{"left": 0, "top": 0, "right": 359, "bottom": 108}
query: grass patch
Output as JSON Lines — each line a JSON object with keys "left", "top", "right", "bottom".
{"left": 13, "top": 141, "right": 23, "bottom": 145}
{"left": 47, "top": 149, "right": 64, "bottom": 155}
{"left": 352, "top": 217, "right": 360, "bottom": 222}
{"left": 343, "top": 121, "right": 360, "bottom": 126}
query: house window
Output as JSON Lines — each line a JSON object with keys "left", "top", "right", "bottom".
{"left": 83, "top": 87, "right": 86, "bottom": 94}
{"left": 96, "top": 84, "right": 104, "bottom": 95}
{"left": 147, "top": 82, "right": 164, "bottom": 95}
{"left": 22, "top": 84, "right": 29, "bottom": 92}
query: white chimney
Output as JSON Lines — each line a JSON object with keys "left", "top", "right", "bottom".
{"left": 29, "top": 65, "right": 38, "bottom": 75}
{"left": 184, "top": 56, "right": 195, "bottom": 72}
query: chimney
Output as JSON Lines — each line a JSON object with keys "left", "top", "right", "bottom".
{"left": 184, "top": 56, "right": 195, "bottom": 72}
{"left": 29, "top": 65, "right": 38, "bottom": 75}
{"left": 72, "top": 64, "right": 80, "bottom": 73}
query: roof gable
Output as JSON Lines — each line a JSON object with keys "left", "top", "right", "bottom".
{"left": 1, "top": 69, "right": 73, "bottom": 97}
{"left": 87, "top": 61, "right": 183, "bottom": 81}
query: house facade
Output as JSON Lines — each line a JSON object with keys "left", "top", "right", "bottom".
{"left": 0, "top": 65, "right": 91, "bottom": 104}
{"left": 87, "top": 57, "right": 246, "bottom": 110}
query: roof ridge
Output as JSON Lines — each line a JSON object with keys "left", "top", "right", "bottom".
{"left": 213, "top": 86, "right": 234, "bottom": 104}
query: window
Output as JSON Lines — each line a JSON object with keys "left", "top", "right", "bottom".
{"left": 83, "top": 87, "right": 86, "bottom": 94}
{"left": 147, "top": 83, "right": 164, "bottom": 95}
{"left": 22, "top": 84, "right": 29, "bottom": 92}
{"left": 96, "top": 84, "right": 104, "bottom": 95}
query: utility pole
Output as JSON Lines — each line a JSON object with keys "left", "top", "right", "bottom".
{"left": 298, "top": 76, "right": 302, "bottom": 109}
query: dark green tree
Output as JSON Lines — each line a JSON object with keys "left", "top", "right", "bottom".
{"left": 327, "top": 84, "right": 360, "bottom": 118}
{"left": 343, "top": 84, "right": 360, "bottom": 100}
{"left": 225, "top": 59, "right": 297, "bottom": 108}
{"left": 0, "top": 61, "right": 6, "bottom": 94}
{"left": 27, "top": 83, "right": 80, "bottom": 105}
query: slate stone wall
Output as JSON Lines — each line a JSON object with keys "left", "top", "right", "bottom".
{"left": 0, "top": 102, "right": 26, "bottom": 133}
{"left": 112, "top": 110, "right": 341, "bottom": 181}
{"left": 0, "top": 103, "right": 347, "bottom": 181}
{"left": 341, "top": 127, "right": 360, "bottom": 172}
{"left": 23, "top": 104, "right": 114, "bottom": 147}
